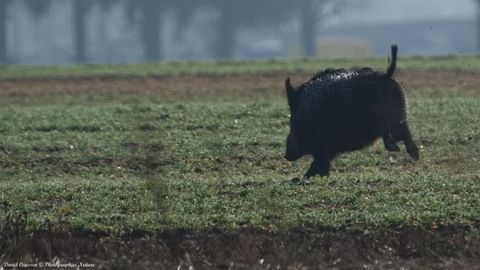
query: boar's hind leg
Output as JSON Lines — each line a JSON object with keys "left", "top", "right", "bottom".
{"left": 391, "top": 121, "right": 420, "bottom": 160}
{"left": 383, "top": 133, "right": 401, "bottom": 152}
{"left": 304, "top": 155, "right": 330, "bottom": 178}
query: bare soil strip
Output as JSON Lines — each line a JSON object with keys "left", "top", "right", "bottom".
{"left": 3, "top": 225, "right": 479, "bottom": 269}
{"left": 0, "top": 70, "right": 477, "bottom": 100}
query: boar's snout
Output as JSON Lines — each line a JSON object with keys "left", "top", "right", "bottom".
{"left": 284, "top": 151, "right": 301, "bottom": 161}
{"left": 285, "top": 134, "right": 303, "bottom": 161}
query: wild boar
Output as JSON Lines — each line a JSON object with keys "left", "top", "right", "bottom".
{"left": 285, "top": 45, "right": 419, "bottom": 178}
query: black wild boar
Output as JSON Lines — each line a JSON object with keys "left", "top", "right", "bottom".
{"left": 285, "top": 45, "right": 419, "bottom": 178}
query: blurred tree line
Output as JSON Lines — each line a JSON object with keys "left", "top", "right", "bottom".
{"left": 0, "top": 0, "right": 346, "bottom": 64}
{"left": 477, "top": 0, "right": 480, "bottom": 50}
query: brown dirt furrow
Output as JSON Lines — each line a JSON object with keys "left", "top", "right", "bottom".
{"left": 0, "top": 70, "right": 477, "bottom": 101}
{"left": 2, "top": 225, "right": 479, "bottom": 269}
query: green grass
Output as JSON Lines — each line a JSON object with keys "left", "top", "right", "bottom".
{"left": 1, "top": 53, "right": 479, "bottom": 79}
{"left": 1, "top": 91, "right": 479, "bottom": 234}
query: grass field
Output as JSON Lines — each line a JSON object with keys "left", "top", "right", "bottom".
{"left": 1, "top": 53, "right": 480, "bottom": 79}
{"left": 1, "top": 56, "right": 480, "bottom": 269}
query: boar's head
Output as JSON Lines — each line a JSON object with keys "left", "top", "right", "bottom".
{"left": 284, "top": 78, "right": 306, "bottom": 161}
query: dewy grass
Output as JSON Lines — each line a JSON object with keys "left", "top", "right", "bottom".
{"left": 0, "top": 90, "right": 480, "bottom": 233}
{"left": 1, "top": 54, "right": 479, "bottom": 79}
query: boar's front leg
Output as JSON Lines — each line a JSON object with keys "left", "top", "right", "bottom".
{"left": 304, "top": 154, "right": 330, "bottom": 178}
{"left": 383, "top": 133, "right": 401, "bottom": 152}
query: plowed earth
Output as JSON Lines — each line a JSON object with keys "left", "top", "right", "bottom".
{"left": 0, "top": 70, "right": 478, "bottom": 102}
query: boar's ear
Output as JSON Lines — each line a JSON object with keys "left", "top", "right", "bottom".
{"left": 285, "top": 77, "right": 298, "bottom": 111}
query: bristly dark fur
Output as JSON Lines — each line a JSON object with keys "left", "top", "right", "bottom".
{"left": 285, "top": 45, "right": 419, "bottom": 178}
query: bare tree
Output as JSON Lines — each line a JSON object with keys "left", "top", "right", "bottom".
{"left": 72, "top": 0, "right": 115, "bottom": 63}
{"left": 0, "top": 0, "right": 11, "bottom": 63}
{"left": 300, "top": 0, "right": 318, "bottom": 57}
{"left": 125, "top": 0, "right": 199, "bottom": 61}
{"left": 0, "top": 0, "right": 51, "bottom": 64}
{"left": 299, "top": 0, "right": 347, "bottom": 57}
{"left": 477, "top": 0, "right": 480, "bottom": 51}
{"left": 203, "top": 0, "right": 294, "bottom": 59}
{"left": 72, "top": 0, "right": 90, "bottom": 63}
{"left": 125, "top": 0, "right": 164, "bottom": 61}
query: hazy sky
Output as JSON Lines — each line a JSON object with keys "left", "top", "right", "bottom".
{"left": 327, "top": 0, "right": 477, "bottom": 26}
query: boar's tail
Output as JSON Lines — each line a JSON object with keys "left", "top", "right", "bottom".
{"left": 385, "top": 44, "right": 398, "bottom": 78}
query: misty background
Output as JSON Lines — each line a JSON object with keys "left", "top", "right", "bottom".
{"left": 0, "top": 0, "right": 479, "bottom": 65}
